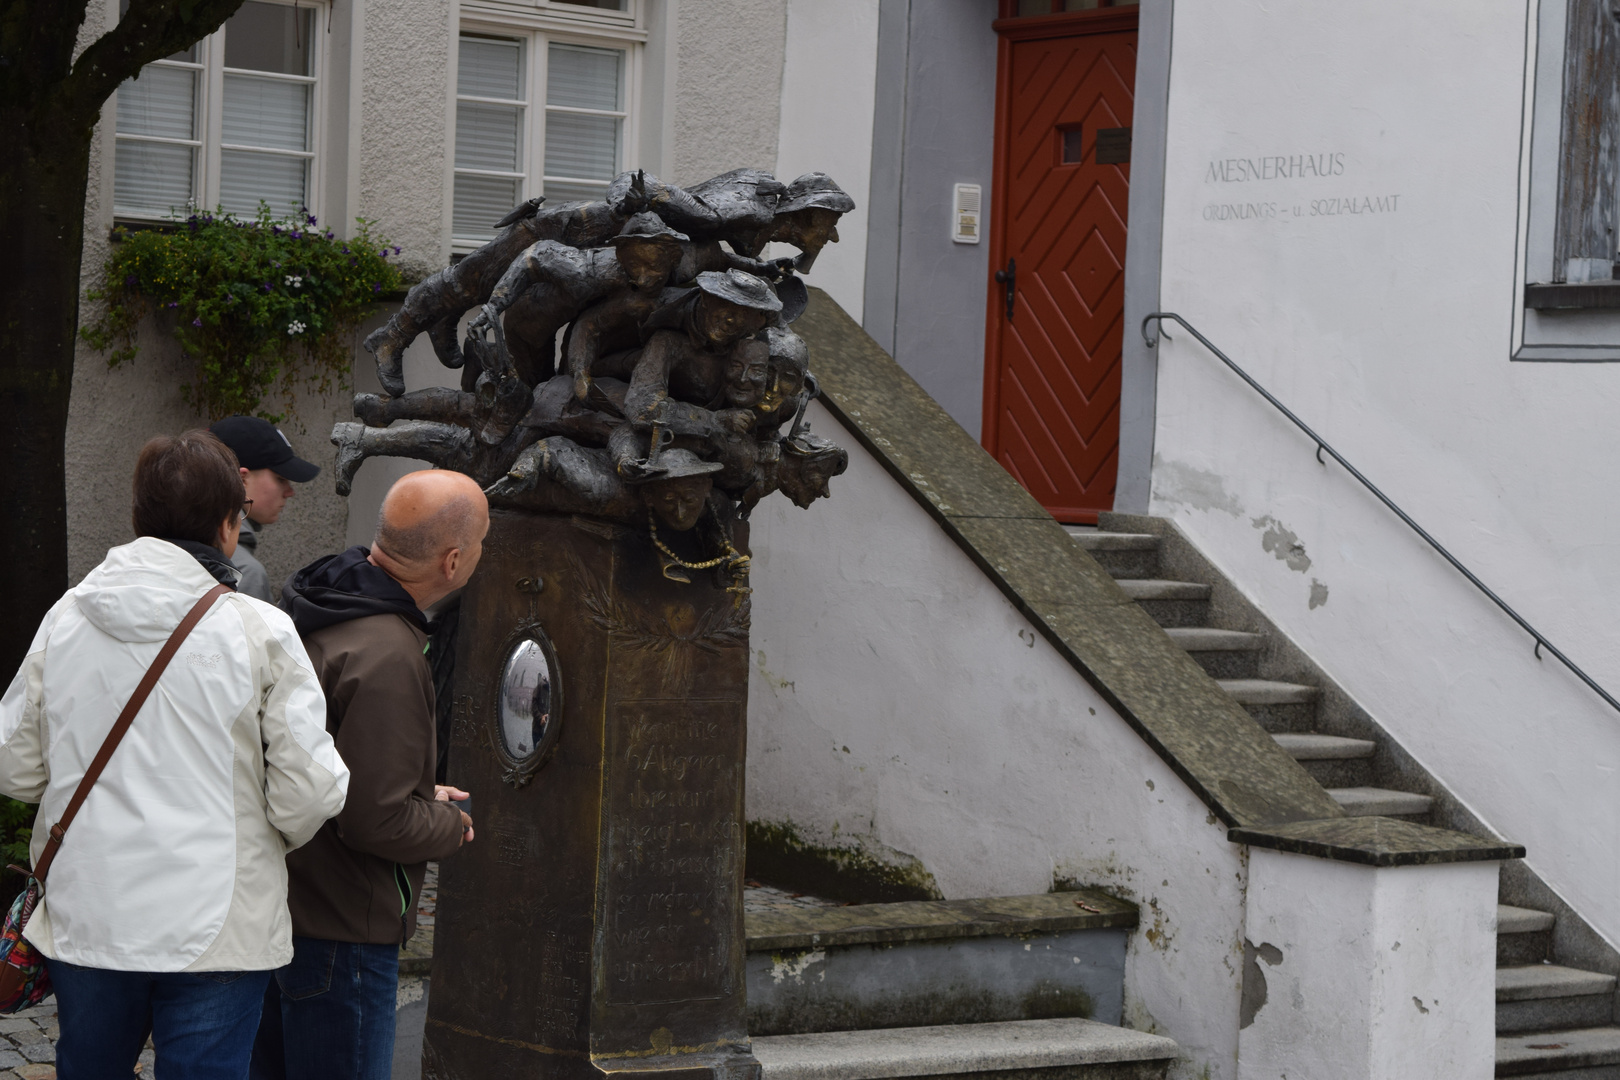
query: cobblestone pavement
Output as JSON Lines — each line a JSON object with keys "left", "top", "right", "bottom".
{"left": 0, "top": 1003, "right": 71, "bottom": 1079}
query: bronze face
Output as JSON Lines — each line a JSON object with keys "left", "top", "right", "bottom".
{"left": 614, "top": 238, "right": 682, "bottom": 292}
{"left": 640, "top": 473, "right": 713, "bottom": 530}
{"left": 694, "top": 294, "right": 772, "bottom": 347}
{"left": 759, "top": 359, "right": 806, "bottom": 413}
{"left": 772, "top": 207, "right": 842, "bottom": 258}
{"left": 778, "top": 453, "right": 838, "bottom": 509}
{"left": 724, "top": 347, "right": 770, "bottom": 408}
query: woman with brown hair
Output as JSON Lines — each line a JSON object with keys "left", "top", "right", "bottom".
{"left": 0, "top": 430, "right": 349, "bottom": 1079}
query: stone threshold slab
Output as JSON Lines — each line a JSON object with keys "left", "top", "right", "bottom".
{"left": 750, "top": 1017, "right": 1178, "bottom": 1080}
{"left": 745, "top": 890, "right": 1135, "bottom": 953}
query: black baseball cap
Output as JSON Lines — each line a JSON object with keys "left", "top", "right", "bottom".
{"left": 209, "top": 416, "right": 321, "bottom": 482}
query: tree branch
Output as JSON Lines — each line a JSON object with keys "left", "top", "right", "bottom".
{"left": 58, "top": 0, "right": 246, "bottom": 123}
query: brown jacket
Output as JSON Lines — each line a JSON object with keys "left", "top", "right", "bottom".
{"left": 285, "top": 611, "right": 464, "bottom": 943}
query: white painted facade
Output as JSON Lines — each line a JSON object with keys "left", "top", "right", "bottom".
{"left": 1238, "top": 851, "right": 1499, "bottom": 1080}
{"left": 1148, "top": 0, "right": 1620, "bottom": 958}
{"left": 748, "top": 401, "right": 1250, "bottom": 1080}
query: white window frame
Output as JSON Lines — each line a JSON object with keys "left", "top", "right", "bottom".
{"left": 112, "top": 0, "right": 327, "bottom": 223}
{"left": 454, "top": 1, "right": 645, "bottom": 252}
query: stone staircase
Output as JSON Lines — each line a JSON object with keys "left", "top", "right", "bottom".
{"left": 1073, "top": 525, "right": 1433, "bottom": 824}
{"left": 743, "top": 888, "right": 1178, "bottom": 1079}
{"left": 1078, "top": 516, "right": 1620, "bottom": 1077}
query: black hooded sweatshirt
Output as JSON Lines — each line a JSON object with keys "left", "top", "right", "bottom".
{"left": 277, "top": 546, "right": 462, "bottom": 943}
{"left": 279, "top": 545, "right": 424, "bottom": 634}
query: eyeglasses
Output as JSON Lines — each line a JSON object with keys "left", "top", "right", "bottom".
{"left": 239, "top": 500, "right": 254, "bottom": 523}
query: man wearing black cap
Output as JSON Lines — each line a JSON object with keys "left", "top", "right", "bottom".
{"left": 209, "top": 416, "right": 321, "bottom": 601}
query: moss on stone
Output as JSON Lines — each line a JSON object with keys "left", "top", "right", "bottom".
{"left": 745, "top": 819, "right": 942, "bottom": 903}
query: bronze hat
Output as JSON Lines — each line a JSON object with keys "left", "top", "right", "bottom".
{"left": 627, "top": 448, "right": 723, "bottom": 484}
{"left": 775, "top": 172, "right": 855, "bottom": 215}
{"left": 694, "top": 270, "right": 784, "bottom": 314}
{"left": 611, "top": 210, "right": 689, "bottom": 246}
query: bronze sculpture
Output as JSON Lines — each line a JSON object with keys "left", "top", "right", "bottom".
{"left": 340, "top": 167, "right": 852, "bottom": 596}
{"left": 351, "top": 168, "right": 854, "bottom": 1080}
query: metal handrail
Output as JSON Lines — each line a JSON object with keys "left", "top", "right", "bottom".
{"left": 1142, "top": 311, "right": 1620, "bottom": 717}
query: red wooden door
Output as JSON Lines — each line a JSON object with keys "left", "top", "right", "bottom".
{"left": 984, "top": 8, "right": 1137, "bottom": 524}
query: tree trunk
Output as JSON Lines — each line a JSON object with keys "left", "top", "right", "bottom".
{"left": 0, "top": 99, "right": 94, "bottom": 676}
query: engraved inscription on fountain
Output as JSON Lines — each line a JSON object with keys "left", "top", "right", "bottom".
{"left": 604, "top": 700, "right": 741, "bottom": 1007}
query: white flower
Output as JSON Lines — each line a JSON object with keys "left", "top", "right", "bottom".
{"left": 284, "top": 275, "right": 303, "bottom": 287}
{"left": 288, "top": 320, "right": 307, "bottom": 336}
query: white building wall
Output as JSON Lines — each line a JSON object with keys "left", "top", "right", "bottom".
{"left": 671, "top": 0, "right": 788, "bottom": 184}
{"left": 774, "top": 0, "right": 880, "bottom": 322}
{"left": 749, "top": 401, "right": 1247, "bottom": 1080}
{"left": 1149, "top": 0, "right": 1620, "bottom": 948}
{"left": 1238, "top": 852, "right": 1499, "bottom": 1080}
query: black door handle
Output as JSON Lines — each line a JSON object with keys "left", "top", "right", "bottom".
{"left": 993, "top": 258, "right": 1016, "bottom": 320}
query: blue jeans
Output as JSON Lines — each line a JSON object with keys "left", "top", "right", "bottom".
{"left": 46, "top": 956, "right": 270, "bottom": 1080}
{"left": 250, "top": 936, "right": 399, "bottom": 1080}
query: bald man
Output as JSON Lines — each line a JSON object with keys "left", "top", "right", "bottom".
{"left": 252, "top": 471, "right": 490, "bottom": 1079}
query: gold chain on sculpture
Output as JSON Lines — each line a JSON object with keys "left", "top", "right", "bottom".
{"left": 646, "top": 509, "right": 752, "bottom": 600}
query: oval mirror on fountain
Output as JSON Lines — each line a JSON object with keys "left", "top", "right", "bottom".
{"left": 497, "top": 634, "right": 559, "bottom": 779}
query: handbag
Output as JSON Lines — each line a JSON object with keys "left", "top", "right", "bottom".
{"left": 0, "top": 583, "right": 231, "bottom": 1011}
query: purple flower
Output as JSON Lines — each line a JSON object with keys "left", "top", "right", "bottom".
{"left": 192, "top": 318, "right": 202, "bottom": 327}
{"left": 167, "top": 302, "right": 179, "bottom": 309}
{"left": 392, "top": 246, "right": 401, "bottom": 255}
{"left": 341, "top": 246, "right": 349, "bottom": 255}
{"left": 380, "top": 249, "right": 389, "bottom": 259}
{"left": 324, "top": 231, "right": 334, "bottom": 240}
{"left": 262, "top": 283, "right": 272, "bottom": 292}
{"left": 372, "top": 283, "right": 382, "bottom": 293}
{"left": 272, "top": 226, "right": 282, "bottom": 235}
{"left": 290, "top": 230, "right": 302, "bottom": 240}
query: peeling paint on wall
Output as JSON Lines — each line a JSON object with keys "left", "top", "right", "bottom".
{"left": 1308, "top": 579, "right": 1329, "bottom": 609}
{"left": 769, "top": 948, "right": 827, "bottom": 984}
{"left": 1239, "top": 939, "right": 1284, "bottom": 1029}
{"left": 1153, "top": 456, "right": 1245, "bottom": 517}
{"left": 1252, "top": 516, "right": 1312, "bottom": 572}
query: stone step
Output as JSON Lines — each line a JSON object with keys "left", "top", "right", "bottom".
{"left": 1216, "top": 679, "right": 1318, "bottom": 704}
{"left": 1497, "top": 965, "right": 1619, "bottom": 1035}
{"left": 1499, "top": 906, "right": 1557, "bottom": 936}
{"left": 1497, "top": 905, "right": 1557, "bottom": 966}
{"left": 1325, "top": 787, "right": 1434, "bottom": 818}
{"left": 744, "top": 890, "right": 1137, "bottom": 1036}
{"left": 1115, "top": 579, "right": 1212, "bottom": 601}
{"left": 752, "top": 1017, "right": 1178, "bottom": 1080}
{"left": 1115, "top": 579, "right": 1213, "bottom": 628}
{"left": 1166, "top": 627, "right": 1266, "bottom": 679}
{"left": 1216, "top": 678, "right": 1320, "bottom": 730}
{"left": 1496, "top": 1026, "right": 1620, "bottom": 1077}
{"left": 1272, "top": 733, "right": 1376, "bottom": 760}
{"left": 1067, "top": 532, "right": 1160, "bottom": 551}
{"left": 1164, "top": 628, "right": 1265, "bottom": 651}
{"left": 1069, "top": 531, "right": 1161, "bottom": 579}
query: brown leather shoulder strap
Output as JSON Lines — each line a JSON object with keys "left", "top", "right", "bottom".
{"left": 30, "top": 583, "right": 232, "bottom": 884}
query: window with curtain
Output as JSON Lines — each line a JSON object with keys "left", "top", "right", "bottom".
{"left": 453, "top": 31, "right": 629, "bottom": 244}
{"left": 113, "top": 0, "right": 317, "bottom": 220}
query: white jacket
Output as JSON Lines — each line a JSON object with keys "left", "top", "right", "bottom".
{"left": 0, "top": 538, "right": 349, "bottom": 972}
